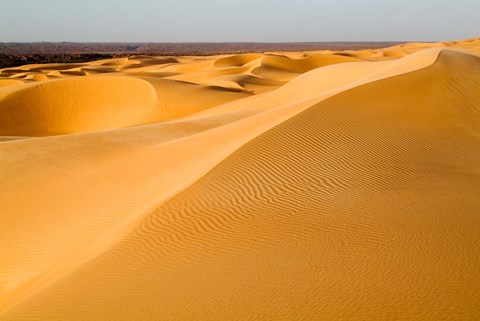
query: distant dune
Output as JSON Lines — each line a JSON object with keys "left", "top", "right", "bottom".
{"left": 0, "top": 37, "right": 479, "bottom": 320}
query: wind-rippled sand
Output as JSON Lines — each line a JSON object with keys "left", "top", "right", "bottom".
{"left": 1, "top": 38, "right": 480, "bottom": 320}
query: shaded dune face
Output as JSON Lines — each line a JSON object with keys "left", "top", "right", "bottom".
{"left": 0, "top": 80, "right": 25, "bottom": 88}
{"left": 213, "top": 53, "right": 263, "bottom": 68}
{"left": 0, "top": 76, "right": 158, "bottom": 136}
{"left": 3, "top": 51, "right": 479, "bottom": 320}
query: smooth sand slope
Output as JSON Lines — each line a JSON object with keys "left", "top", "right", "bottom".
{"left": 0, "top": 38, "right": 479, "bottom": 320}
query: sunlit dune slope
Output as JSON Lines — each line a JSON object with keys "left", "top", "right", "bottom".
{"left": 0, "top": 49, "right": 444, "bottom": 306}
{"left": 0, "top": 38, "right": 480, "bottom": 320}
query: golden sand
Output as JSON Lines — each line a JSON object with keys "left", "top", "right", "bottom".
{"left": 0, "top": 38, "right": 479, "bottom": 320}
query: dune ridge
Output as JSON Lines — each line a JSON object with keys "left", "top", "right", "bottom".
{"left": 0, "top": 38, "right": 479, "bottom": 320}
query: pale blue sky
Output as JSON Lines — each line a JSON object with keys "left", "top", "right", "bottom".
{"left": 1, "top": 0, "right": 479, "bottom": 42}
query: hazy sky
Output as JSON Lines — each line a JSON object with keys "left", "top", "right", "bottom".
{"left": 1, "top": 0, "right": 479, "bottom": 42}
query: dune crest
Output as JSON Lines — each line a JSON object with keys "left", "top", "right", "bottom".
{"left": 0, "top": 38, "right": 479, "bottom": 320}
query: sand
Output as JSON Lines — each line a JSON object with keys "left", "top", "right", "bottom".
{"left": 0, "top": 38, "right": 479, "bottom": 320}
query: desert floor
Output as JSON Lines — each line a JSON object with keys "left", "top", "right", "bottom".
{"left": 1, "top": 38, "right": 480, "bottom": 320}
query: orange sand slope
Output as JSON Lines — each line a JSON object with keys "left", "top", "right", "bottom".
{"left": 0, "top": 38, "right": 479, "bottom": 320}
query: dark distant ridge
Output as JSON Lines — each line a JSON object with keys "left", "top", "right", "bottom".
{"left": 0, "top": 42, "right": 404, "bottom": 68}
{"left": 0, "top": 42, "right": 404, "bottom": 55}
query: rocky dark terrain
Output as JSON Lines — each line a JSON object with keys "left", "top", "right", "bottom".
{"left": 0, "top": 42, "right": 402, "bottom": 68}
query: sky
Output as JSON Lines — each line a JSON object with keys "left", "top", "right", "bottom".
{"left": 1, "top": 0, "right": 479, "bottom": 42}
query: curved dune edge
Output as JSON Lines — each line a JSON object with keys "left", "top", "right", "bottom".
{"left": 93, "top": 50, "right": 477, "bottom": 319}
{"left": 193, "top": 47, "right": 444, "bottom": 118}
{"left": 0, "top": 38, "right": 479, "bottom": 318}
{"left": 5, "top": 51, "right": 480, "bottom": 320}
{"left": 0, "top": 47, "right": 444, "bottom": 313}
{"left": 0, "top": 75, "right": 252, "bottom": 136}
{"left": 1, "top": 38, "right": 478, "bottom": 137}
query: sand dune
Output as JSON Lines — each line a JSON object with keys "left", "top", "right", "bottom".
{"left": 0, "top": 76, "right": 159, "bottom": 135}
{"left": 0, "top": 38, "right": 479, "bottom": 320}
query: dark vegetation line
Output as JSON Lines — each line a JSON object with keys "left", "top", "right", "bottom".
{"left": 0, "top": 42, "right": 403, "bottom": 68}
{"left": 0, "top": 53, "right": 134, "bottom": 69}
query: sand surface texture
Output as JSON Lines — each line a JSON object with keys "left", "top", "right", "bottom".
{"left": 1, "top": 38, "right": 480, "bottom": 320}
